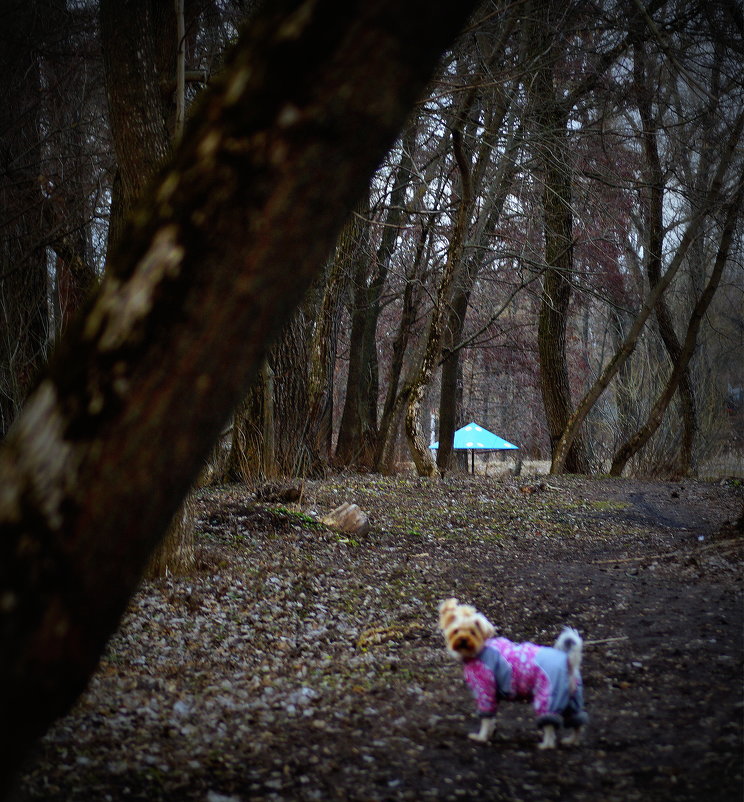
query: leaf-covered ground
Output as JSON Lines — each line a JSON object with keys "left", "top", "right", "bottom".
{"left": 18, "top": 474, "right": 744, "bottom": 801}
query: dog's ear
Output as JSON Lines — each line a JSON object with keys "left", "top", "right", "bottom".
{"left": 474, "top": 613, "right": 495, "bottom": 640}
{"left": 438, "top": 598, "right": 459, "bottom": 630}
{"left": 439, "top": 598, "right": 459, "bottom": 613}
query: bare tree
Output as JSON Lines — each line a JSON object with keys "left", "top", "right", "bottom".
{"left": 611, "top": 176, "right": 744, "bottom": 475}
{"left": 550, "top": 0, "right": 744, "bottom": 474}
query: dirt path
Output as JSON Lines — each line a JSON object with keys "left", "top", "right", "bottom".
{"left": 18, "top": 475, "right": 743, "bottom": 801}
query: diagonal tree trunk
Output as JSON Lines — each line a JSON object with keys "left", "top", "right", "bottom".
{"left": 0, "top": 2, "right": 479, "bottom": 790}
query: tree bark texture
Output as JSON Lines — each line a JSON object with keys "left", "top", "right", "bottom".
{"left": 99, "top": 0, "right": 173, "bottom": 225}
{"left": 145, "top": 492, "right": 196, "bottom": 577}
{"left": 101, "top": 0, "right": 198, "bottom": 578}
{"left": 307, "top": 259, "right": 344, "bottom": 471}
{"left": 334, "top": 198, "right": 378, "bottom": 467}
{"left": 334, "top": 229, "right": 376, "bottom": 466}
{"left": 308, "top": 209, "right": 363, "bottom": 470}
{"left": 0, "top": 0, "right": 479, "bottom": 791}
{"left": 436, "top": 290, "right": 469, "bottom": 474}
{"left": 270, "top": 303, "right": 315, "bottom": 475}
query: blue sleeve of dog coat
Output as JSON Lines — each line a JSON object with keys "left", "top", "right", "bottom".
{"left": 480, "top": 644, "right": 513, "bottom": 697}
{"left": 463, "top": 644, "right": 513, "bottom": 716}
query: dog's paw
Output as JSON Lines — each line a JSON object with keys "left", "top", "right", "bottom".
{"left": 561, "top": 728, "right": 581, "bottom": 747}
{"left": 468, "top": 717, "right": 496, "bottom": 743}
{"left": 537, "top": 739, "right": 557, "bottom": 750}
{"left": 537, "top": 725, "right": 557, "bottom": 750}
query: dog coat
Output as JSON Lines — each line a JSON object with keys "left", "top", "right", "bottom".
{"left": 462, "top": 637, "right": 587, "bottom": 728}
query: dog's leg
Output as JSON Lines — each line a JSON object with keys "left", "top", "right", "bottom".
{"left": 537, "top": 724, "right": 557, "bottom": 750}
{"left": 562, "top": 727, "right": 581, "bottom": 747}
{"left": 468, "top": 717, "right": 496, "bottom": 743}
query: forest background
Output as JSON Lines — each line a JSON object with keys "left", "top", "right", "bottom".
{"left": 2, "top": 0, "right": 742, "bottom": 484}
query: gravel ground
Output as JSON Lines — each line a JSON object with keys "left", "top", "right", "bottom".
{"left": 17, "top": 473, "right": 744, "bottom": 802}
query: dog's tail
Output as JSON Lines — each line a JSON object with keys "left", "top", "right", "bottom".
{"left": 555, "top": 627, "right": 582, "bottom": 692}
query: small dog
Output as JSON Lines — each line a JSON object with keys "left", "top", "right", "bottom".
{"left": 438, "top": 598, "right": 588, "bottom": 749}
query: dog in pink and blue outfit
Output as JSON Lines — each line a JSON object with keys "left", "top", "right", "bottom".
{"left": 439, "top": 598, "right": 588, "bottom": 749}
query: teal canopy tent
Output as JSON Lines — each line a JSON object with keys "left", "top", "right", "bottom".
{"left": 430, "top": 422, "right": 518, "bottom": 473}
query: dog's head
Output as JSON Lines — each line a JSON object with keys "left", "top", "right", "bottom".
{"left": 438, "top": 598, "right": 495, "bottom": 660}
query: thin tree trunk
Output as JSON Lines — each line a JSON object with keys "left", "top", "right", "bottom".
{"left": 437, "top": 290, "right": 469, "bottom": 474}
{"left": 534, "top": 79, "right": 590, "bottom": 474}
{"left": 405, "top": 128, "right": 472, "bottom": 476}
{"left": 436, "top": 124, "right": 521, "bottom": 473}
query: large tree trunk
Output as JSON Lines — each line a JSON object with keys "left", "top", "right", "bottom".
{"left": 374, "top": 221, "right": 430, "bottom": 472}
{"left": 334, "top": 199, "right": 376, "bottom": 466}
{"left": 533, "top": 50, "right": 590, "bottom": 475}
{"left": 226, "top": 377, "right": 266, "bottom": 481}
{"left": 336, "top": 129, "right": 417, "bottom": 468}
{"left": 0, "top": 3, "right": 478, "bottom": 790}
{"left": 100, "top": 0, "right": 198, "bottom": 577}
{"left": 99, "top": 0, "right": 173, "bottom": 221}
{"left": 307, "top": 252, "right": 345, "bottom": 470}
{"left": 49, "top": 71, "right": 99, "bottom": 337}
{"left": 271, "top": 303, "right": 316, "bottom": 475}
{"left": 145, "top": 494, "right": 196, "bottom": 578}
